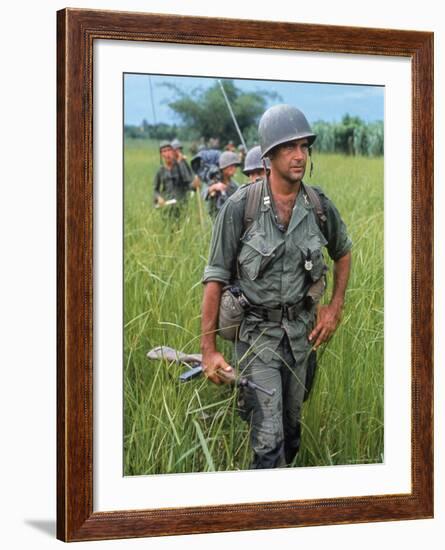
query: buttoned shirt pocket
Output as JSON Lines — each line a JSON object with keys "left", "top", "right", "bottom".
{"left": 238, "top": 232, "right": 282, "bottom": 281}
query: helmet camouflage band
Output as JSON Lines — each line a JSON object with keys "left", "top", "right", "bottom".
{"left": 258, "top": 104, "right": 316, "bottom": 158}
{"left": 218, "top": 151, "right": 241, "bottom": 170}
{"left": 243, "top": 145, "right": 270, "bottom": 175}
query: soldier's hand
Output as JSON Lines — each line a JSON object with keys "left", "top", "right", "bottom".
{"left": 202, "top": 351, "right": 233, "bottom": 385}
{"left": 308, "top": 304, "right": 342, "bottom": 350}
{"left": 191, "top": 176, "right": 201, "bottom": 190}
{"left": 209, "top": 182, "right": 226, "bottom": 194}
{"left": 156, "top": 196, "right": 166, "bottom": 207}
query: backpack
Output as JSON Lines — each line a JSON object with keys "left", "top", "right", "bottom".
{"left": 190, "top": 149, "right": 221, "bottom": 184}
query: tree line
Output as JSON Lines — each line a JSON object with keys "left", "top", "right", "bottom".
{"left": 125, "top": 80, "right": 383, "bottom": 156}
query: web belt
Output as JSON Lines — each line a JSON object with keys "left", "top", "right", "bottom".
{"left": 249, "top": 301, "right": 306, "bottom": 323}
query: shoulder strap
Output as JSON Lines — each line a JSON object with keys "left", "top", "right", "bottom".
{"left": 235, "top": 180, "right": 263, "bottom": 280}
{"left": 303, "top": 183, "right": 327, "bottom": 230}
{"left": 243, "top": 179, "right": 264, "bottom": 232}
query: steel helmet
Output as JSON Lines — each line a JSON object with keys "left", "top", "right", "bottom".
{"left": 171, "top": 138, "right": 182, "bottom": 150}
{"left": 243, "top": 145, "right": 270, "bottom": 175}
{"left": 258, "top": 104, "right": 316, "bottom": 158}
{"left": 159, "top": 140, "right": 172, "bottom": 151}
{"left": 218, "top": 151, "right": 240, "bottom": 170}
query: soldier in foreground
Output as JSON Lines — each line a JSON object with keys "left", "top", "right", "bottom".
{"left": 200, "top": 104, "right": 352, "bottom": 469}
{"left": 153, "top": 140, "right": 193, "bottom": 210}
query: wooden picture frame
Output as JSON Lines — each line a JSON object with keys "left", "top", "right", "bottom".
{"left": 57, "top": 8, "right": 433, "bottom": 542}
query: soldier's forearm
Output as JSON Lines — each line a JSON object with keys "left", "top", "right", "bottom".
{"left": 330, "top": 251, "right": 351, "bottom": 310}
{"left": 201, "top": 281, "right": 224, "bottom": 353}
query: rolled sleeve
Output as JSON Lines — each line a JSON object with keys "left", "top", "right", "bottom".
{"left": 319, "top": 190, "right": 353, "bottom": 261}
{"left": 202, "top": 191, "right": 245, "bottom": 284}
{"left": 202, "top": 265, "right": 232, "bottom": 284}
{"left": 177, "top": 160, "right": 193, "bottom": 188}
{"left": 153, "top": 170, "right": 162, "bottom": 204}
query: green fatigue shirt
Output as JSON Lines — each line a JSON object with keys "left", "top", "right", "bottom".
{"left": 153, "top": 160, "right": 193, "bottom": 204}
{"left": 178, "top": 158, "right": 194, "bottom": 182}
{"left": 203, "top": 178, "right": 239, "bottom": 218}
{"left": 202, "top": 179, "right": 352, "bottom": 363}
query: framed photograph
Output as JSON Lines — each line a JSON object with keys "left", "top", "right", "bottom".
{"left": 57, "top": 8, "right": 433, "bottom": 542}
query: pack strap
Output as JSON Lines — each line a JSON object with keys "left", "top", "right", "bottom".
{"left": 302, "top": 183, "right": 327, "bottom": 228}
{"left": 243, "top": 179, "right": 264, "bottom": 232}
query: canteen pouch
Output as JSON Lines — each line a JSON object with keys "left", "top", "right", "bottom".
{"left": 218, "top": 286, "right": 249, "bottom": 341}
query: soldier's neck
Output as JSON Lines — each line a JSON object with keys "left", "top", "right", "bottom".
{"left": 268, "top": 175, "right": 301, "bottom": 199}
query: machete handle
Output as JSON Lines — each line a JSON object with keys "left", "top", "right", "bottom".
{"left": 215, "top": 367, "right": 236, "bottom": 384}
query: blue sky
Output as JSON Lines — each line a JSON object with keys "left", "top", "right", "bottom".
{"left": 124, "top": 73, "right": 384, "bottom": 127}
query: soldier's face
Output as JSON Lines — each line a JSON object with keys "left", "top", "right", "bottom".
{"left": 160, "top": 146, "right": 174, "bottom": 163}
{"left": 269, "top": 138, "right": 309, "bottom": 184}
{"left": 247, "top": 169, "right": 265, "bottom": 183}
{"left": 223, "top": 164, "right": 238, "bottom": 178}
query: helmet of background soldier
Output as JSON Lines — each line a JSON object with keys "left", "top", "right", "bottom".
{"left": 171, "top": 138, "right": 182, "bottom": 150}
{"left": 218, "top": 151, "right": 241, "bottom": 170}
{"left": 159, "top": 140, "right": 172, "bottom": 151}
{"left": 243, "top": 145, "right": 270, "bottom": 175}
{"left": 258, "top": 104, "right": 316, "bottom": 158}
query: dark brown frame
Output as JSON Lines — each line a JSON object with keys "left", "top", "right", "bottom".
{"left": 57, "top": 8, "right": 434, "bottom": 542}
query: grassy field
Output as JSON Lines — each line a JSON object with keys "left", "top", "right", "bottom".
{"left": 123, "top": 138, "right": 384, "bottom": 475}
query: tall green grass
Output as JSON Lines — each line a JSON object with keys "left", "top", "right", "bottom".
{"left": 123, "top": 137, "right": 384, "bottom": 474}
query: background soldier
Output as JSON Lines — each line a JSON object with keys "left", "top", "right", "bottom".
{"left": 242, "top": 145, "right": 270, "bottom": 183}
{"left": 172, "top": 138, "right": 194, "bottom": 180}
{"left": 153, "top": 140, "right": 193, "bottom": 210}
{"left": 200, "top": 104, "right": 352, "bottom": 469}
{"left": 203, "top": 151, "right": 240, "bottom": 218}
{"left": 238, "top": 143, "right": 247, "bottom": 166}
{"left": 224, "top": 140, "right": 236, "bottom": 152}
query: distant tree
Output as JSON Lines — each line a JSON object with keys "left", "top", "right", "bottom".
{"left": 312, "top": 115, "right": 383, "bottom": 156}
{"left": 163, "top": 80, "right": 280, "bottom": 146}
{"left": 366, "top": 121, "right": 384, "bottom": 156}
{"left": 312, "top": 121, "right": 335, "bottom": 153}
{"left": 333, "top": 114, "right": 360, "bottom": 155}
{"left": 124, "top": 122, "right": 180, "bottom": 140}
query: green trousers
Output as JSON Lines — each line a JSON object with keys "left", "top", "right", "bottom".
{"left": 235, "top": 335, "right": 309, "bottom": 469}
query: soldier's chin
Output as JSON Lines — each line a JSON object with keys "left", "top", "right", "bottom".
{"left": 288, "top": 174, "right": 304, "bottom": 184}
